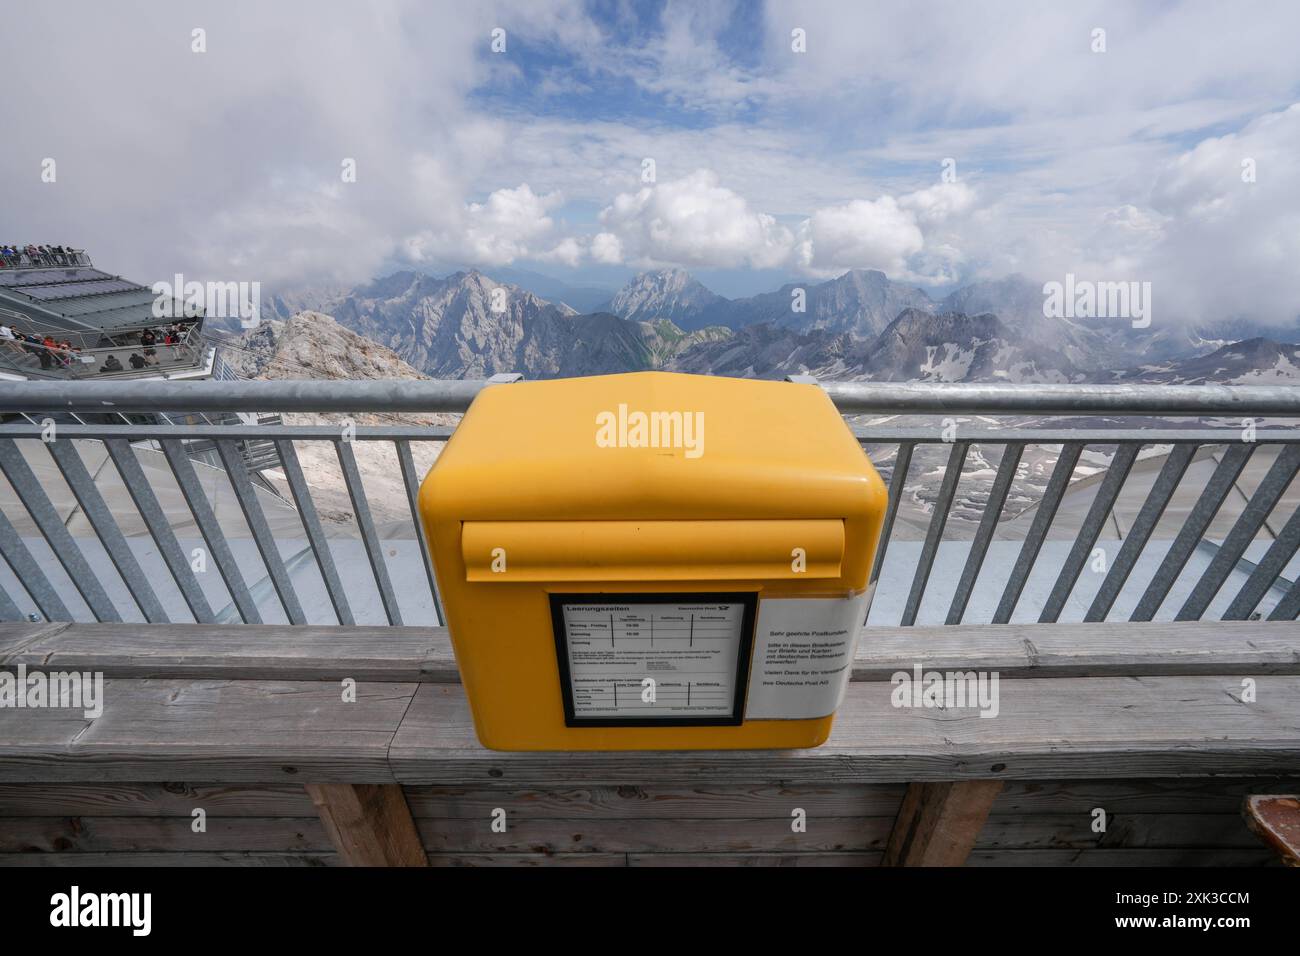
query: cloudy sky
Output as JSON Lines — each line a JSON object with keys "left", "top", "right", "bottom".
{"left": 4, "top": 0, "right": 1298, "bottom": 321}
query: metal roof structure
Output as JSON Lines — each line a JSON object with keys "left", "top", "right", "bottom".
{"left": 0, "top": 253, "right": 179, "bottom": 337}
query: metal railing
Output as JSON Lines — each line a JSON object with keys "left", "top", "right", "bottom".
{"left": 0, "top": 308, "right": 207, "bottom": 379}
{"left": 0, "top": 378, "right": 1296, "bottom": 627}
{"left": 0, "top": 249, "right": 91, "bottom": 270}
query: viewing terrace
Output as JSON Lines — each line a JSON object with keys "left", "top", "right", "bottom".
{"left": 0, "top": 247, "right": 210, "bottom": 381}
{"left": 0, "top": 377, "right": 1297, "bottom": 866}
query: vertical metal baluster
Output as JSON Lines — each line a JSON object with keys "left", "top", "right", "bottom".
{"left": 993, "top": 442, "right": 1083, "bottom": 624}
{"left": 1266, "top": 577, "right": 1300, "bottom": 620}
{"left": 1223, "top": 507, "right": 1300, "bottom": 620}
{"left": 396, "top": 439, "right": 444, "bottom": 626}
{"left": 0, "top": 572, "right": 22, "bottom": 621}
{"left": 0, "top": 438, "right": 120, "bottom": 621}
{"left": 104, "top": 438, "right": 214, "bottom": 623}
{"left": 0, "top": 508, "right": 71, "bottom": 621}
{"left": 1039, "top": 443, "right": 1140, "bottom": 623}
{"left": 947, "top": 442, "right": 1024, "bottom": 625}
{"left": 869, "top": 441, "right": 914, "bottom": 586}
{"left": 160, "top": 439, "right": 262, "bottom": 624}
{"left": 1131, "top": 443, "right": 1255, "bottom": 621}
{"left": 273, "top": 439, "right": 354, "bottom": 626}
{"left": 46, "top": 439, "right": 170, "bottom": 623}
{"left": 1177, "top": 444, "right": 1300, "bottom": 620}
{"left": 1085, "top": 443, "right": 1197, "bottom": 622}
{"left": 901, "top": 441, "right": 969, "bottom": 626}
{"left": 335, "top": 440, "right": 403, "bottom": 626}
{"left": 215, "top": 440, "right": 306, "bottom": 625}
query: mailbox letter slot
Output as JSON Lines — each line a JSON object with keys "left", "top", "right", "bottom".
{"left": 462, "top": 519, "right": 844, "bottom": 582}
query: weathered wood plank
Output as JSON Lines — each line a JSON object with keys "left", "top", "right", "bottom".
{"left": 0, "top": 621, "right": 69, "bottom": 657}
{"left": 0, "top": 623, "right": 451, "bottom": 682}
{"left": 965, "top": 848, "right": 1278, "bottom": 867}
{"left": 390, "top": 678, "right": 1300, "bottom": 785}
{"left": 978, "top": 813, "right": 1259, "bottom": 849}
{"left": 884, "top": 781, "right": 1003, "bottom": 866}
{"left": 627, "top": 852, "right": 882, "bottom": 867}
{"left": 1243, "top": 794, "right": 1300, "bottom": 865}
{"left": 305, "top": 783, "right": 427, "bottom": 866}
{"left": 0, "top": 817, "right": 331, "bottom": 852}
{"left": 426, "top": 853, "right": 628, "bottom": 867}
{"left": 404, "top": 778, "right": 1300, "bottom": 819}
{"left": 2, "top": 779, "right": 1282, "bottom": 820}
{"left": 4, "top": 620, "right": 1297, "bottom": 681}
{"left": 404, "top": 784, "right": 906, "bottom": 819}
{"left": 415, "top": 817, "right": 895, "bottom": 854}
{"left": 0, "top": 680, "right": 417, "bottom": 783}
{"left": 854, "top": 621, "right": 1300, "bottom": 678}
{"left": 0, "top": 852, "right": 337, "bottom": 867}
{"left": 0, "top": 848, "right": 1272, "bottom": 867}
{"left": 0, "top": 783, "right": 318, "bottom": 817}
{"left": 0, "top": 807, "right": 1252, "bottom": 854}
{"left": 993, "top": 778, "right": 1300, "bottom": 815}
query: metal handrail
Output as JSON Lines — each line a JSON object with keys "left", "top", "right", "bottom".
{"left": 0, "top": 377, "right": 1297, "bottom": 629}
{"left": 820, "top": 381, "right": 1300, "bottom": 416}
{"left": 0, "top": 378, "right": 1298, "bottom": 416}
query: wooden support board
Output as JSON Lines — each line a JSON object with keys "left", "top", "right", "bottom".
{"left": 884, "top": 781, "right": 1004, "bottom": 866}
{"left": 304, "top": 783, "right": 427, "bottom": 867}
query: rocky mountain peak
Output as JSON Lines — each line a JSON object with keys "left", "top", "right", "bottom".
{"left": 604, "top": 269, "right": 726, "bottom": 327}
{"left": 229, "top": 311, "right": 427, "bottom": 381}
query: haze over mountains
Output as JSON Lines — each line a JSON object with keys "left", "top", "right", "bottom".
{"left": 254, "top": 267, "right": 1300, "bottom": 387}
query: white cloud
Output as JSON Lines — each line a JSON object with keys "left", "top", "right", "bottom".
{"left": 899, "top": 182, "right": 977, "bottom": 225}
{"left": 4, "top": 0, "right": 1298, "bottom": 327}
{"left": 590, "top": 232, "right": 624, "bottom": 264}
{"left": 1140, "top": 103, "right": 1300, "bottom": 322}
{"left": 597, "top": 169, "right": 795, "bottom": 269}
{"left": 401, "top": 183, "right": 566, "bottom": 268}
{"left": 0, "top": 0, "right": 591, "bottom": 286}
{"left": 593, "top": 171, "right": 977, "bottom": 282}
{"left": 463, "top": 184, "right": 563, "bottom": 265}
{"left": 795, "top": 197, "right": 924, "bottom": 277}
{"left": 537, "top": 236, "right": 584, "bottom": 267}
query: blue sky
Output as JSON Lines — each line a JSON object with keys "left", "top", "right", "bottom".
{"left": 3, "top": 0, "right": 1299, "bottom": 319}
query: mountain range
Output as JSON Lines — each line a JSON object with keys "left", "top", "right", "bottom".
{"left": 250, "top": 266, "right": 1299, "bottom": 387}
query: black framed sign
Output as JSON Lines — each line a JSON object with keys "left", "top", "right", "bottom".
{"left": 549, "top": 592, "right": 758, "bottom": 727}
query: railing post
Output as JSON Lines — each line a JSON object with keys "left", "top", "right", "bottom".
{"left": 884, "top": 780, "right": 1003, "bottom": 867}
{"left": 304, "top": 783, "right": 428, "bottom": 867}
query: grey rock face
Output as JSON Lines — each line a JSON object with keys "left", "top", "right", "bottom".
{"left": 601, "top": 268, "right": 728, "bottom": 330}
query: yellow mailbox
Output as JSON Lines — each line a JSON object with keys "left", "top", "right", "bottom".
{"left": 419, "top": 371, "right": 887, "bottom": 751}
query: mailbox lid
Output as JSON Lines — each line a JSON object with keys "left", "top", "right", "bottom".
{"left": 422, "top": 371, "right": 884, "bottom": 522}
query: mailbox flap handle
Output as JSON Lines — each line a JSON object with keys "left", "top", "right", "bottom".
{"left": 461, "top": 519, "right": 844, "bottom": 582}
